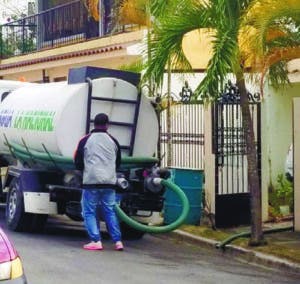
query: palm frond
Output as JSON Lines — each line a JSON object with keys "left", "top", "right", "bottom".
{"left": 118, "top": 60, "right": 144, "bottom": 73}
{"left": 267, "top": 29, "right": 300, "bottom": 49}
{"left": 118, "top": 0, "right": 148, "bottom": 26}
{"left": 150, "top": 0, "right": 175, "bottom": 18}
{"left": 143, "top": 0, "right": 214, "bottom": 87}
{"left": 263, "top": 46, "right": 300, "bottom": 70}
{"left": 243, "top": 0, "right": 300, "bottom": 53}
{"left": 259, "top": 45, "right": 300, "bottom": 93}
{"left": 194, "top": 0, "right": 243, "bottom": 99}
{"left": 268, "top": 61, "right": 290, "bottom": 89}
{"left": 195, "top": 27, "right": 239, "bottom": 99}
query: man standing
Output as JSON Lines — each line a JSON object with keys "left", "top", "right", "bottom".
{"left": 74, "top": 113, "right": 123, "bottom": 251}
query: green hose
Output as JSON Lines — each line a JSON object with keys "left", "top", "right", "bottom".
{"left": 6, "top": 141, "right": 190, "bottom": 233}
{"left": 115, "top": 179, "right": 190, "bottom": 233}
{"left": 216, "top": 226, "right": 293, "bottom": 250}
{"left": 7, "top": 141, "right": 159, "bottom": 170}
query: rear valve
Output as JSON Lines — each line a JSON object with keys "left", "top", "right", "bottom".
{"left": 143, "top": 166, "right": 171, "bottom": 194}
{"left": 116, "top": 173, "right": 129, "bottom": 190}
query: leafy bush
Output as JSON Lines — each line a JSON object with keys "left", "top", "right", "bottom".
{"left": 269, "top": 174, "right": 293, "bottom": 217}
{"left": 275, "top": 174, "right": 293, "bottom": 208}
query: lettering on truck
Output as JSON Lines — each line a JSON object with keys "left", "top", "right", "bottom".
{"left": 0, "top": 109, "right": 55, "bottom": 132}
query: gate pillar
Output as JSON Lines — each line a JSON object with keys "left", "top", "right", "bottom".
{"left": 294, "top": 98, "right": 300, "bottom": 231}
{"left": 204, "top": 105, "right": 216, "bottom": 216}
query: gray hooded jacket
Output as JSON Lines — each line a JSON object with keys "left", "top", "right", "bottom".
{"left": 74, "top": 129, "right": 121, "bottom": 188}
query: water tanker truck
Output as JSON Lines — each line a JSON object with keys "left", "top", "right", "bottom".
{"left": 0, "top": 66, "right": 189, "bottom": 238}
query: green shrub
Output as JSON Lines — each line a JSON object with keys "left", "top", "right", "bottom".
{"left": 275, "top": 174, "right": 293, "bottom": 208}
{"left": 269, "top": 174, "right": 293, "bottom": 217}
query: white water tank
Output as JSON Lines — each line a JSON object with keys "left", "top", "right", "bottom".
{"left": 0, "top": 74, "right": 158, "bottom": 158}
{"left": 0, "top": 80, "right": 32, "bottom": 101}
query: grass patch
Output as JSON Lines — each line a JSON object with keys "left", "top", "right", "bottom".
{"left": 179, "top": 223, "right": 300, "bottom": 264}
{"left": 180, "top": 224, "right": 235, "bottom": 241}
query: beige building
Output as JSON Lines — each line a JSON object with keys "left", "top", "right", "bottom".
{"left": 0, "top": 1, "right": 143, "bottom": 82}
{"left": 0, "top": 2, "right": 213, "bottom": 83}
{"left": 0, "top": 30, "right": 143, "bottom": 82}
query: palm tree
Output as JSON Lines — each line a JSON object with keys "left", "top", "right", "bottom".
{"left": 118, "top": 0, "right": 148, "bottom": 26}
{"left": 144, "top": 0, "right": 300, "bottom": 246}
{"left": 118, "top": 0, "right": 172, "bottom": 26}
{"left": 241, "top": 0, "right": 300, "bottom": 93}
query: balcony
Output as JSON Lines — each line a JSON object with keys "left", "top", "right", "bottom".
{"left": 0, "top": 0, "right": 132, "bottom": 59}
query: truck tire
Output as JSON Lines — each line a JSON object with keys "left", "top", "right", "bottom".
{"left": 120, "top": 222, "right": 145, "bottom": 240}
{"left": 6, "top": 177, "right": 27, "bottom": 231}
{"left": 5, "top": 177, "right": 48, "bottom": 232}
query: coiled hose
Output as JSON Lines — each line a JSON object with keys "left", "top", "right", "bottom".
{"left": 115, "top": 178, "right": 190, "bottom": 233}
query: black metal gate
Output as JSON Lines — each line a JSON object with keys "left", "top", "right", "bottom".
{"left": 213, "top": 82, "right": 261, "bottom": 227}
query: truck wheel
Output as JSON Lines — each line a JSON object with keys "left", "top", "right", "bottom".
{"left": 6, "top": 177, "right": 48, "bottom": 232}
{"left": 6, "top": 177, "right": 28, "bottom": 231}
{"left": 120, "top": 222, "right": 145, "bottom": 240}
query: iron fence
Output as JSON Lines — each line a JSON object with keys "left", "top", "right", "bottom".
{"left": 160, "top": 103, "right": 205, "bottom": 170}
{"left": 0, "top": 0, "right": 127, "bottom": 59}
{"left": 1, "top": 1, "right": 88, "bottom": 58}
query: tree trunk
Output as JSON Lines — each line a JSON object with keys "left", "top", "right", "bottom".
{"left": 236, "top": 74, "right": 266, "bottom": 246}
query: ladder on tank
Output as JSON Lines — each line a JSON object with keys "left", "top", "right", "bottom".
{"left": 85, "top": 78, "right": 141, "bottom": 156}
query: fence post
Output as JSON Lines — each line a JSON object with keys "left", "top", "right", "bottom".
{"left": 51, "top": 8, "right": 54, "bottom": 48}
{"left": 0, "top": 26, "right": 3, "bottom": 58}
{"left": 21, "top": 19, "right": 25, "bottom": 53}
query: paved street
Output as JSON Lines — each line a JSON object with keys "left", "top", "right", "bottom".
{"left": 1, "top": 207, "right": 300, "bottom": 284}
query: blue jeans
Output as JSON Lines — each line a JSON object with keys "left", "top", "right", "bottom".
{"left": 81, "top": 188, "right": 121, "bottom": 242}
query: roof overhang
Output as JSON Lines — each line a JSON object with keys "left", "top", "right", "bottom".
{"left": 0, "top": 30, "right": 144, "bottom": 76}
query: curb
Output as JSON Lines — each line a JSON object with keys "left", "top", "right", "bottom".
{"left": 171, "top": 230, "right": 300, "bottom": 275}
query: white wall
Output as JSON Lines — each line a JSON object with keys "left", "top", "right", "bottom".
{"left": 261, "top": 82, "right": 300, "bottom": 220}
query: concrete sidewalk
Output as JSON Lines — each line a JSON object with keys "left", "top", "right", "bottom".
{"left": 170, "top": 220, "right": 300, "bottom": 274}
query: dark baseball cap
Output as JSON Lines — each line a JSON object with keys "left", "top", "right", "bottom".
{"left": 94, "top": 113, "right": 109, "bottom": 126}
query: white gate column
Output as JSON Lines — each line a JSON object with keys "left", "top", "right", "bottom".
{"left": 294, "top": 98, "right": 300, "bottom": 231}
{"left": 204, "top": 105, "right": 216, "bottom": 216}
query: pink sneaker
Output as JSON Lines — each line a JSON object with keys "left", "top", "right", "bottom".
{"left": 83, "top": 241, "right": 103, "bottom": 251}
{"left": 115, "top": 241, "right": 124, "bottom": 251}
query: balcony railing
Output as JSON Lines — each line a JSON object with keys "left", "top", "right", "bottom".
{"left": 0, "top": 0, "right": 126, "bottom": 59}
